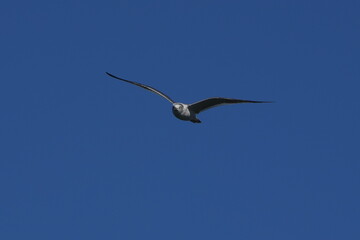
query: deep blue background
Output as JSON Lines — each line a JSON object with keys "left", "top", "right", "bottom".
{"left": 1, "top": 0, "right": 359, "bottom": 239}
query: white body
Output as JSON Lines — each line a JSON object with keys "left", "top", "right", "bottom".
{"left": 172, "top": 103, "right": 200, "bottom": 123}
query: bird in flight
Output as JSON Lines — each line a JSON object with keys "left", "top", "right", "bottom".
{"left": 106, "top": 72, "right": 271, "bottom": 123}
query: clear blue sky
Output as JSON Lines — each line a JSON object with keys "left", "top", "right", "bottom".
{"left": 1, "top": 0, "right": 359, "bottom": 239}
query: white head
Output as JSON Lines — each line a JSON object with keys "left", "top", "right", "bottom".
{"left": 172, "top": 103, "right": 184, "bottom": 113}
{"left": 171, "top": 102, "right": 193, "bottom": 121}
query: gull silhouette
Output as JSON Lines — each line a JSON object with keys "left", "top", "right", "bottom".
{"left": 106, "top": 72, "right": 271, "bottom": 123}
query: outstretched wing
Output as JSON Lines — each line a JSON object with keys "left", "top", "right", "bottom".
{"left": 189, "top": 97, "right": 272, "bottom": 114}
{"left": 106, "top": 72, "right": 175, "bottom": 103}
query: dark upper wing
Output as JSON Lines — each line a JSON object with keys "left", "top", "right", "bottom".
{"left": 188, "top": 97, "right": 272, "bottom": 114}
{"left": 106, "top": 72, "right": 175, "bottom": 103}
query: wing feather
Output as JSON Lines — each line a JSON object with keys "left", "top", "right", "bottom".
{"left": 106, "top": 72, "right": 175, "bottom": 103}
{"left": 189, "top": 97, "right": 272, "bottom": 114}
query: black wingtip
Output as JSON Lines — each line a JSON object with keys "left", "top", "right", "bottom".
{"left": 105, "top": 72, "right": 115, "bottom": 77}
{"left": 105, "top": 72, "right": 127, "bottom": 81}
{"left": 248, "top": 100, "right": 274, "bottom": 103}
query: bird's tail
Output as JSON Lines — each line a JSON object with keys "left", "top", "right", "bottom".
{"left": 191, "top": 119, "right": 201, "bottom": 123}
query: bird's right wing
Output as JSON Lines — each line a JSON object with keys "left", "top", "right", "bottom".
{"left": 189, "top": 97, "right": 272, "bottom": 114}
{"left": 106, "top": 72, "right": 175, "bottom": 103}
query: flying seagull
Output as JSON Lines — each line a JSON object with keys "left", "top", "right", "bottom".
{"left": 106, "top": 72, "right": 271, "bottom": 123}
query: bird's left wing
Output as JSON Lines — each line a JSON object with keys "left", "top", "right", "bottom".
{"left": 188, "top": 97, "right": 271, "bottom": 114}
{"left": 106, "top": 72, "right": 175, "bottom": 103}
